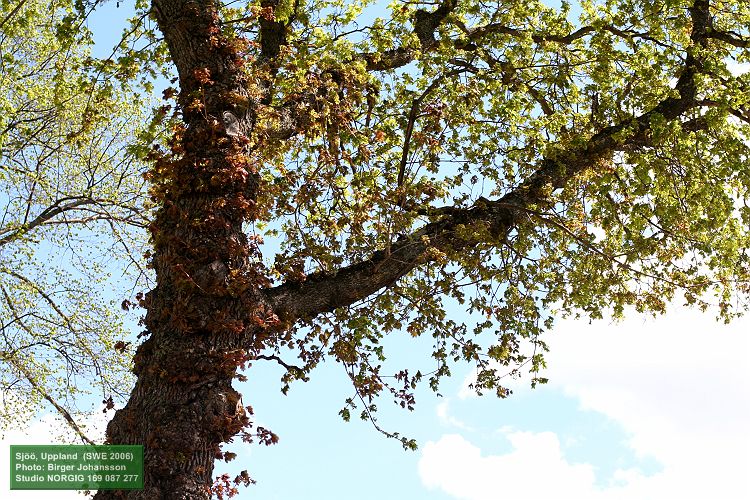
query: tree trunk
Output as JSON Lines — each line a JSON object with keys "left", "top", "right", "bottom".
{"left": 94, "top": 333, "right": 252, "bottom": 498}
{"left": 94, "top": 0, "right": 274, "bottom": 497}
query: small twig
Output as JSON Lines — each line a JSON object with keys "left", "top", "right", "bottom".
{"left": 254, "top": 354, "right": 303, "bottom": 374}
{"left": 12, "top": 360, "right": 96, "bottom": 445}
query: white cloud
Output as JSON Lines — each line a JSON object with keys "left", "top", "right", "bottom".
{"left": 419, "top": 431, "right": 600, "bottom": 500}
{"left": 419, "top": 308, "right": 750, "bottom": 500}
{"left": 436, "top": 400, "right": 473, "bottom": 431}
{"left": 1, "top": 412, "right": 109, "bottom": 499}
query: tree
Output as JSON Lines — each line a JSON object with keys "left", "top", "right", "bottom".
{"left": 34, "top": 0, "right": 747, "bottom": 497}
{"left": 0, "top": 0, "right": 153, "bottom": 439}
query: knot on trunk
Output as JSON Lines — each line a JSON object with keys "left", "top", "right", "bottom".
{"left": 193, "top": 260, "right": 229, "bottom": 291}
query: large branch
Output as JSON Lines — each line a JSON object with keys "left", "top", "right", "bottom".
{"left": 264, "top": 0, "right": 712, "bottom": 322}
{"left": 362, "top": 0, "right": 457, "bottom": 71}
{"left": 364, "top": 9, "right": 679, "bottom": 72}
{"left": 705, "top": 28, "right": 749, "bottom": 48}
{"left": 263, "top": 99, "right": 697, "bottom": 321}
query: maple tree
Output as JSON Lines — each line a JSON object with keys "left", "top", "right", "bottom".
{"left": 6, "top": 0, "right": 750, "bottom": 497}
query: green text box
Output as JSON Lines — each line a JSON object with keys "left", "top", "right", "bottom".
{"left": 10, "top": 445, "right": 143, "bottom": 490}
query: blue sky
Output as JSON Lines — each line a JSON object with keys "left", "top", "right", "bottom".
{"left": 2, "top": 1, "right": 750, "bottom": 499}
{"left": 4, "top": 307, "right": 749, "bottom": 499}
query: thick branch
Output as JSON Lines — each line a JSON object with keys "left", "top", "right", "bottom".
{"left": 265, "top": 0, "right": 713, "bottom": 321}
{"left": 258, "top": 0, "right": 287, "bottom": 62}
{"left": 362, "top": 0, "right": 457, "bottom": 71}
{"left": 264, "top": 104, "right": 697, "bottom": 321}
{"left": 706, "top": 28, "right": 750, "bottom": 48}
{"left": 369, "top": 17, "right": 676, "bottom": 72}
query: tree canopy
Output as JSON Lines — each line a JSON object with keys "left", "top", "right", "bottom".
{"left": 179, "top": 0, "right": 750, "bottom": 418}
{"left": 3, "top": 0, "right": 749, "bottom": 497}
{"left": 0, "top": 0, "right": 152, "bottom": 438}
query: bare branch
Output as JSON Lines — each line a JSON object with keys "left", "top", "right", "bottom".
{"left": 0, "top": 197, "right": 98, "bottom": 246}
{"left": 253, "top": 354, "right": 303, "bottom": 374}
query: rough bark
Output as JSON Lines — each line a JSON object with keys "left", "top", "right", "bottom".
{"left": 94, "top": 0, "right": 272, "bottom": 497}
